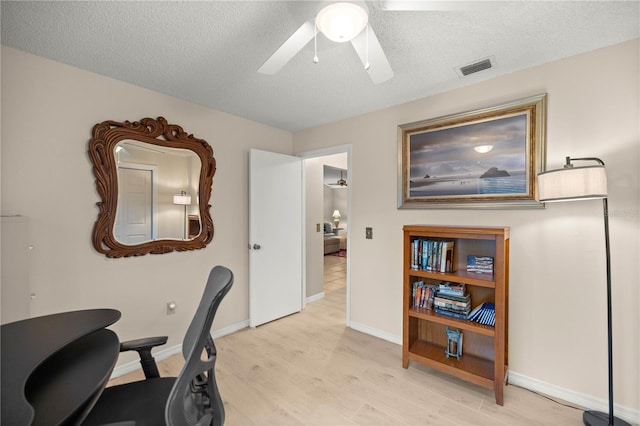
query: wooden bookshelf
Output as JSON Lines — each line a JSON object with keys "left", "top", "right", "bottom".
{"left": 402, "top": 225, "right": 510, "bottom": 405}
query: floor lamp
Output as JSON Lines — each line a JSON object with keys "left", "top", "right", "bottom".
{"left": 173, "top": 190, "right": 191, "bottom": 240}
{"left": 537, "top": 157, "right": 630, "bottom": 426}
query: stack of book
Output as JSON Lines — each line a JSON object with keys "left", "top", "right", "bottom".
{"left": 468, "top": 302, "right": 495, "bottom": 326}
{"left": 411, "top": 281, "right": 436, "bottom": 310}
{"left": 433, "top": 282, "right": 471, "bottom": 320}
{"left": 466, "top": 255, "right": 494, "bottom": 275}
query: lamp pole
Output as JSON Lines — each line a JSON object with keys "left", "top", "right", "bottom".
{"left": 182, "top": 203, "right": 188, "bottom": 240}
{"left": 582, "top": 161, "right": 616, "bottom": 426}
{"left": 173, "top": 190, "right": 191, "bottom": 240}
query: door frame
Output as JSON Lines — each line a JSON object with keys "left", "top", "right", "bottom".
{"left": 298, "top": 144, "right": 352, "bottom": 327}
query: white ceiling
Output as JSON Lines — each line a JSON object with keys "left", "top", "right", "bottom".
{"left": 1, "top": 1, "right": 638, "bottom": 132}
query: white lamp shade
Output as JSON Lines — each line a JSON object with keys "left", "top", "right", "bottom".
{"left": 173, "top": 194, "right": 192, "bottom": 205}
{"left": 538, "top": 165, "right": 607, "bottom": 202}
{"left": 316, "top": 2, "right": 368, "bottom": 43}
{"left": 332, "top": 210, "right": 341, "bottom": 219}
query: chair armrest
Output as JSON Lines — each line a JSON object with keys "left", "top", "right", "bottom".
{"left": 119, "top": 336, "right": 168, "bottom": 352}
{"left": 119, "top": 336, "right": 168, "bottom": 379}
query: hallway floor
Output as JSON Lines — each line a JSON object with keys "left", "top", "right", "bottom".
{"left": 323, "top": 253, "right": 346, "bottom": 294}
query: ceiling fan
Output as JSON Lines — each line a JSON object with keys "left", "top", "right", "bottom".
{"left": 326, "top": 169, "right": 348, "bottom": 188}
{"left": 258, "top": 1, "right": 494, "bottom": 84}
{"left": 258, "top": 1, "right": 392, "bottom": 84}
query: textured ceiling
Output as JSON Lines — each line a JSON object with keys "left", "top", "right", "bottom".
{"left": 1, "top": 1, "right": 638, "bottom": 132}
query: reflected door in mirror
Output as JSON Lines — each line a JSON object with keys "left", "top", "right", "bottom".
{"left": 115, "top": 167, "right": 153, "bottom": 245}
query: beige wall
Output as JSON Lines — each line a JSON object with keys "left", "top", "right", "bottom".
{"left": 0, "top": 46, "right": 293, "bottom": 365}
{"left": 303, "top": 157, "right": 326, "bottom": 300}
{"left": 294, "top": 39, "right": 639, "bottom": 415}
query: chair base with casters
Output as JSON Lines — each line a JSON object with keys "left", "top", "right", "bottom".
{"left": 82, "top": 266, "right": 234, "bottom": 426}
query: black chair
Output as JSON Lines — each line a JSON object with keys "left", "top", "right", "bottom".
{"left": 83, "top": 266, "right": 234, "bottom": 426}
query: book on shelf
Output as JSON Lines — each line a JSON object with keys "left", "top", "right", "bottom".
{"left": 467, "top": 303, "right": 484, "bottom": 320}
{"left": 433, "top": 302, "right": 471, "bottom": 319}
{"left": 466, "top": 255, "right": 494, "bottom": 275}
{"left": 433, "top": 296, "right": 471, "bottom": 309}
{"left": 438, "top": 282, "right": 466, "bottom": 296}
{"left": 440, "top": 241, "right": 454, "bottom": 273}
{"left": 468, "top": 302, "right": 496, "bottom": 326}
{"left": 434, "top": 300, "right": 471, "bottom": 313}
{"left": 436, "top": 293, "right": 470, "bottom": 304}
{"left": 411, "top": 281, "right": 437, "bottom": 310}
{"left": 410, "top": 238, "right": 455, "bottom": 272}
{"left": 435, "top": 307, "right": 469, "bottom": 320}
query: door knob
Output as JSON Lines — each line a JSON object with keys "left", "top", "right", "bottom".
{"left": 253, "top": 244, "right": 261, "bottom": 250}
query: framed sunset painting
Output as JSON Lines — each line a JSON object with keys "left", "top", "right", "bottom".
{"left": 398, "top": 94, "right": 547, "bottom": 209}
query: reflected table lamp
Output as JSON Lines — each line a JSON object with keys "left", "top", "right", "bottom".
{"left": 537, "top": 156, "right": 630, "bottom": 426}
{"left": 173, "top": 190, "right": 191, "bottom": 240}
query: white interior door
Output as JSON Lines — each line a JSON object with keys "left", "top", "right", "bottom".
{"left": 249, "top": 149, "right": 303, "bottom": 327}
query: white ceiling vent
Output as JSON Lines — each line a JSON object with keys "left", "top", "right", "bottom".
{"left": 456, "top": 57, "right": 495, "bottom": 78}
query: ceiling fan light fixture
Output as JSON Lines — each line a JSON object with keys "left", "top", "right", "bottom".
{"left": 337, "top": 170, "right": 348, "bottom": 186}
{"left": 316, "top": 2, "right": 368, "bottom": 43}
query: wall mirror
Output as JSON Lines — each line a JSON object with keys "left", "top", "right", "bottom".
{"left": 89, "top": 117, "right": 215, "bottom": 257}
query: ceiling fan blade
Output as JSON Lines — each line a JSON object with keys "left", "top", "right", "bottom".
{"left": 378, "top": 0, "right": 499, "bottom": 11}
{"left": 350, "top": 26, "right": 394, "bottom": 84}
{"left": 258, "top": 20, "right": 316, "bottom": 75}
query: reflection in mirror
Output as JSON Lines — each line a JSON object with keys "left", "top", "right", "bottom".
{"left": 89, "top": 117, "right": 215, "bottom": 258}
{"left": 114, "top": 140, "right": 201, "bottom": 245}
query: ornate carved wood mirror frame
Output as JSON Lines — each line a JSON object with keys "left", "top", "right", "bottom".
{"left": 89, "top": 117, "right": 215, "bottom": 258}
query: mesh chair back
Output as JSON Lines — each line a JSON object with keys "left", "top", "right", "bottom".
{"left": 165, "top": 266, "right": 233, "bottom": 426}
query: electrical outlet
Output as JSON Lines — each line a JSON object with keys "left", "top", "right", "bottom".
{"left": 167, "top": 301, "right": 176, "bottom": 315}
{"left": 366, "top": 227, "right": 373, "bottom": 239}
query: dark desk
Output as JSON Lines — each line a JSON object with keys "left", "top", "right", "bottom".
{"left": 1, "top": 309, "right": 121, "bottom": 425}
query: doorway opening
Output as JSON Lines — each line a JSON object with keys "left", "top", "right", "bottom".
{"left": 322, "top": 164, "right": 347, "bottom": 298}
{"left": 300, "top": 146, "right": 351, "bottom": 325}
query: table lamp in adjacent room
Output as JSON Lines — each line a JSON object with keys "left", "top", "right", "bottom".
{"left": 332, "top": 210, "right": 341, "bottom": 230}
{"left": 537, "top": 156, "right": 630, "bottom": 426}
{"left": 173, "top": 190, "right": 191, "bottom": 240}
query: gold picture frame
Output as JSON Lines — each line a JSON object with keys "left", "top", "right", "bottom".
{"left": 398, "top": 94, "right": 547, "bottom": 209}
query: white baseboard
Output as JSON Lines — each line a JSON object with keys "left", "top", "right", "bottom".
{"left": 509, "top": 371, "right": 639, "bottom": 425}
{"left": 349, "top": 320, "right": 402, "bottom": 345}
{"left": 110, "top": 319, "right": 249, "bottom": 379}
{"left": 306, "top": 292, "right": 325, "bottom": 304}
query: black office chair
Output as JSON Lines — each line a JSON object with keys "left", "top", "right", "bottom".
{"left": 83, "top": 266, "right": 234, "bottom": 426}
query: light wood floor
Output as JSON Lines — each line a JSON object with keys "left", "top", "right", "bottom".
{"left": 110, "top": 255, "right": 583, "bottom": 425}
{"left": 323, "top": 253, "right": 347, "bottom": 294}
